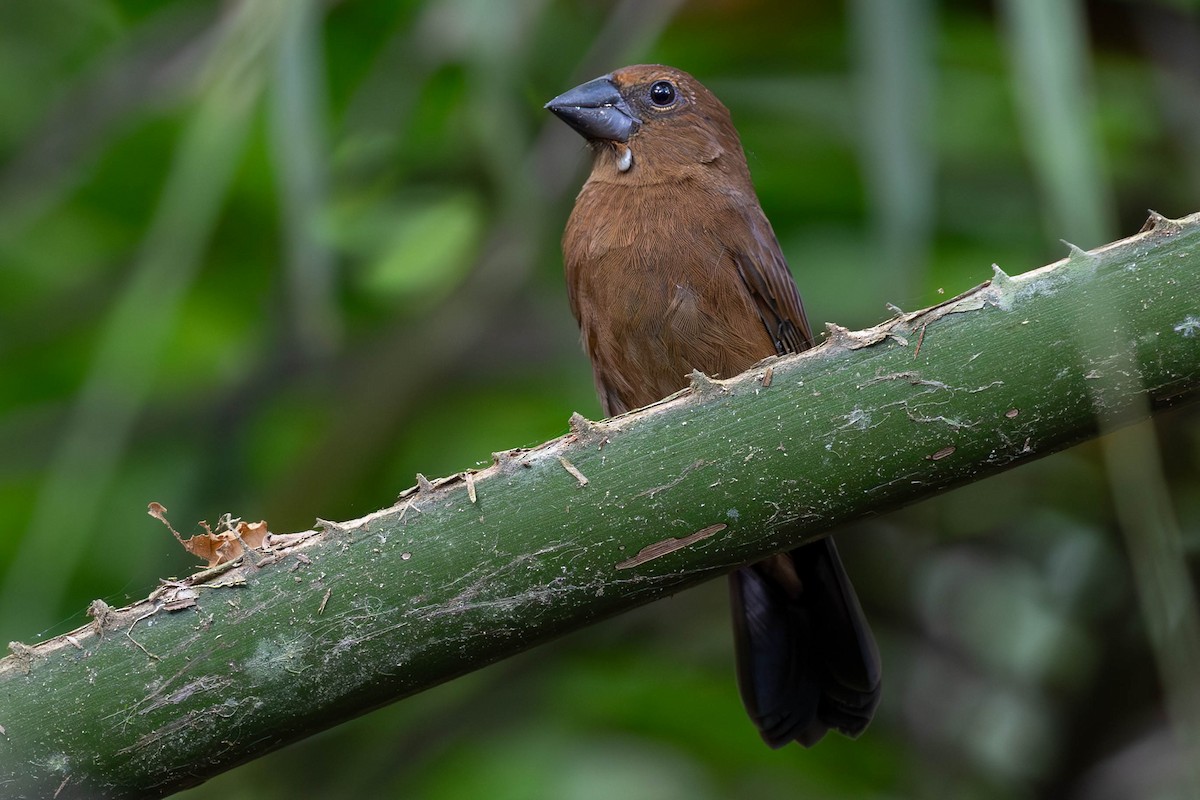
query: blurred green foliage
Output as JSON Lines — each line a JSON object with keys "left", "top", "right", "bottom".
{"left": 2, "top": 0, "right": 1199, "bottom": 797}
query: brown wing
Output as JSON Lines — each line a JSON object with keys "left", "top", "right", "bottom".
{"left": 728, "top": 203, "right": 813, "bottom": 356}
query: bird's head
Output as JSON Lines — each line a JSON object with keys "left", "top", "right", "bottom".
{"left": 545, "top": 65, "right": 746, "bottom": 180}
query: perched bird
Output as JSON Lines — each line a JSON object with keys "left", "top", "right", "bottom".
{"left": 546, "top": 65, "right": 881, "bottom": 747}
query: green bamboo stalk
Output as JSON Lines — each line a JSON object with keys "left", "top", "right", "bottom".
{"left": 2, "top": 213, "right": 1199, "bottom": 799}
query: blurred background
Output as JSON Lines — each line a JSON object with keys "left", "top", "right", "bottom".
{"left": 2, "top": 0, "right": 1199, "bottom": 797}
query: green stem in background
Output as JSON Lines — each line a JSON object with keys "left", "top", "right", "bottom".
{"left": 1000, "top": 0, "right": 1116, "bottom": 245}
{"left": 2, "top": 213, "right": 1199, "bottom": 799}
{"left": 270, "top": 0, "right": 340, "bottom": 357}
{"left": 849, "top": 0, "right": 937, "bottom": 303}
{"left": 1003, "top": 2, "right": 1200, "bottom": 790}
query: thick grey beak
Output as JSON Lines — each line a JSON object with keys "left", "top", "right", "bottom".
{"left": 545, "top": 75, "right": 641, "bottom": 143}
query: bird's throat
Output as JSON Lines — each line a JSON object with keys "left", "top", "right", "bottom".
{"left": 614, "top": 143, "right": 633, "bottom": 173}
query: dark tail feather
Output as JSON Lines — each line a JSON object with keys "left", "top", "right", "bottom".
{"left": 729, "top": 537, "right": 881, "bottom": 748}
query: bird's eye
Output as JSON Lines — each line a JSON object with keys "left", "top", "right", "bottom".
{"left": 649, "top": 80, "right": 676, "bottom": 106}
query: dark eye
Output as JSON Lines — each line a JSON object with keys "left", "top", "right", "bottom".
{"left": 649, "top": 80, "right": 676, "bottom": 106}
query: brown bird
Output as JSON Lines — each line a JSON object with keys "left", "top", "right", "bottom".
{"left": 547, "top": 65, "right": 881, "bottom": 747}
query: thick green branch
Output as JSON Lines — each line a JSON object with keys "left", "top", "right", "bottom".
{"left": 3, "top": 213, "right": 1199, "bottom": 798}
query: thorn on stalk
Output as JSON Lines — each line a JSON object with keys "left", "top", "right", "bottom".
{"left": 990, "top": 263, "right": 1014, "bottom": 290}
{"left": 491, "top": 448, "right": 531, "bottom": 469}
{"left": 823, "top": 322, "right": 891, "bottom": 351}
{"left": 1061, "top": 240, "right": 1100, "bottom": 272}
{"left": 416, "top": 473, "right": 435, "bottom": 494}
{"left": 568, "top": 412, "right": 600, "bottom": 435}
{"left": 688, "top": 369, "right": 723, "bottom": 396}
{"left": 1140, "top": 209, "right": 1180, "bottom": 234}
{"left": 317, "top": 518, "right": 352, "bottom": 537}
{"left": 88, "top": 599, "right": 116, "bottom": 636}
{"left": 824, "top": 322, "right": 854, "bottom": 346}
{"left": 7, "top": 641, "right": 36, "bottom": 673}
